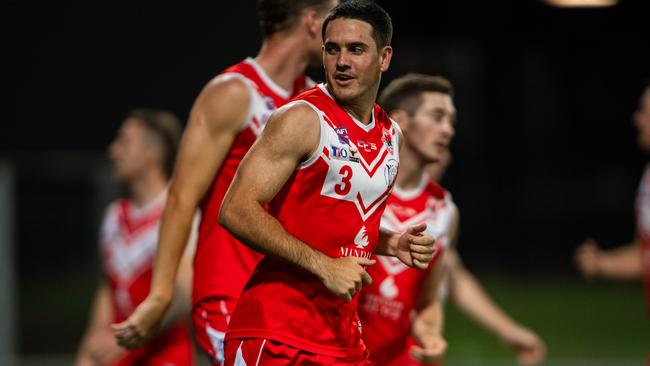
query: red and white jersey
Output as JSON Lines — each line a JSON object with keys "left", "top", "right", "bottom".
{"left": 193, "top": 58, "right": 309, "bottom": 306}
{"left": 225, "top": 84, "right": 401, "bottom": 358}
{"left": 635, "top": 164, "right": 650, "bottom": 312}
{"left": 358, "top": 177, "right": 455, "bottom": 364}
{"left": 100, "top": 192, "right": 193, "bottom": 364}
{"left": 101, "top": 193, "right": 167, "bottom": 319}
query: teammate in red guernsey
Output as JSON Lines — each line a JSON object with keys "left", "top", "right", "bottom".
{"left": 576, "top": 83, "right": 650, "bottom": 310}
{"left": 76, "top": 110, "right": 193, "bottom": 366}
{"left": 359, "top": 74, "right": 456, "bottom": 366}
{"left": 112, "top": 1, "right": 337, "bottom": 364}
{"left": 219, "top": 2, "right": 437, "bottom": 365}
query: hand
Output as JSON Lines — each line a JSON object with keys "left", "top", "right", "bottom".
{"left": 409, "top": 335, "right": 447, "bottom": 365}
{"left": 318, "top": 256, "right": 376, "bottom": 301}
{"left": 500, "top": 325, "right": 546, "bottom": 366}
{"left": 410, "top": 310, "right": 447, "bottom": 364}
{"left": 396, "top": 223, "right": 437, "bottom": 269}
{"left": 575, "top": 238, "right": 602, "bottom": 278}
{"left": 111, "top": 295, "right": 170, "bottom": 349}
{"left": 77, "top": 329, "right": 127, "bottom": 366}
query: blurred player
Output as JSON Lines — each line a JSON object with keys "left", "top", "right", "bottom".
{"left": 218, "top": 2, "right": 436, "bottom": 364}
{"left": 76, "top": 109, "right": 193, "bottom": 366}
{"left": 112, "top": 1, "right": 337, "bottom": 364}
{"left": 576, "top": 83, "right": 650, "bottom": 309}
{"left": 358, "top": 74, "right": 455, "bottom": 366}
{"left": 430, "top": 151, "right": 546, "bottom": 366}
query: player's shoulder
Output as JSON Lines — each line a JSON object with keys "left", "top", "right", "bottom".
{"left": 203, "top": 72, "right": 251, "bottom": 102}
{"left": 425, "top": 180, "right": 449, "bottom": 201}
{"left": 272, "top": 99, "right": 321, "bottom": 127}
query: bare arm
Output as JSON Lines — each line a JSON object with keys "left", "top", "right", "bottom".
{"left": 76, "top": 280, "right": 125, "bottom": 366}
{"left": 575, "top": 237, "right": 643, "bottom": 279}
{"left": 447, "top": 248, "right": 546, "bottom": 365}
{"left": 219, "top": 103, "right": 375, "bottom": 302}
{"left": 113, "top": 77, "right": 250, "bottom": 347}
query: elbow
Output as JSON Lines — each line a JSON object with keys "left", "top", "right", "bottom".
{"left": 218, "top": 196, "right": 238, "bottom": 232}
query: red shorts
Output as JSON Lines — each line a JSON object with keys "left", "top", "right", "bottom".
{"left": 192, "top": 297, "right": 238, "bottom": 365}
{"left": 224, "top": 338, "right": 372, "bottom": 366}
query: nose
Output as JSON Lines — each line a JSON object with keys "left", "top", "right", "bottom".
{"left": 441, "top": 120, "right": 455, "bottom": 138}
{"left": 336, "top": 50, "right": 351, "bottom": 70}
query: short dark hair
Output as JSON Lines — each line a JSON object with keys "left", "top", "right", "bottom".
{"left": 126, "top": 109, "right": 182, "bottom": 179}
{"left": 322, "top": 0, "right": 393, "bottom": 48}
{"left": 379, "top": 74, "right": 454, "bottom": 115}
{"left": 258, "top": 0, "right": 333, "bottom": 37}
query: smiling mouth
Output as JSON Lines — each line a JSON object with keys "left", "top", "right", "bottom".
{"left": 334, "top": 74, "right": 355, "bottom": 85}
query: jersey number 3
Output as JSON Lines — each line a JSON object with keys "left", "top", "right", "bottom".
{"left": 335, "top": 165, "right": 353, "bottom": 195}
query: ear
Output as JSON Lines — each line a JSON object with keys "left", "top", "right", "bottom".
{"left": 379, "top": 45, "right": 393, "bottom": 73}
{"left": 303, "top": 9, "right": 320, "bottom": 39}
{"left": 389, "top": 109, "right": 409, "bottom": 132}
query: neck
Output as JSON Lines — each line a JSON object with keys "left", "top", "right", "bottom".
{"left": 255, "top": 34, "right": 310, "bottom": 92}
{"left": 396, "top": 145, "right": 427, "bottom": 191}
{"left": 336, "top": 83, "right": 380, "bottom": 125}
{"left": 127, "top": 168, "right": 167, "bottom": 208}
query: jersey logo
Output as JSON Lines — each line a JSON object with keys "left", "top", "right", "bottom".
{"left": 354, "top": 226, "right": 369, "bottom": 248}
{"left": 357, "top": 140, "right": 378, "bottom": 152}
{"left": 335, "top": 127, "right": 350, "bottom": 144}
{"left": 379, "top": 276, "right": 399, "bottom": 299}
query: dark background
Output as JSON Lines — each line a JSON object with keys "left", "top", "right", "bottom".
{"left": 5, "top": 0, "right": 650, "bottom": 357}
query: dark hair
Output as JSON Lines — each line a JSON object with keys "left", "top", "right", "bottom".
{"left": 322, "top": 0, "right": 393, "bottom": 48}
{"left": 379, "top": 73, "right": 454, "bottom": 115}
{"left": 258, "top": 0, "right": 333, "bottom": 37}
{"left": 126, "top": 109, "right": 182, "bottom": 179}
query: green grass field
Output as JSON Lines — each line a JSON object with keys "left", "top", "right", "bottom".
{"left": 442, "top": 274, "right": 649, "bottom": 365}
{"left": 18, "top": 273, "right": 650, "bottom": 365}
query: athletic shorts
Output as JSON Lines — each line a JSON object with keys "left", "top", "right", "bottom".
{"left": 192, "top": 297, "right": 238, "bottom": 365}
{"left": 224, "top": 338, "right": 372, "bottom": 366}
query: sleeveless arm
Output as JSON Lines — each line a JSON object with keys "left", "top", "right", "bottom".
{"left": 219, "top": 103, "right": 376, "bottom": 301}
{"left": 112, "top": 76, "right": 250, "bottom": 348}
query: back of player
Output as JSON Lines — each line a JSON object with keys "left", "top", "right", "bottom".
{"left": 224, "top": 83, "right": 401, "bottom": 360}
{"left": 191, "top": 57, "right": 308, "bottom": 361}
{"left": 359, "top": 178, "right": 453, "bottom": 365}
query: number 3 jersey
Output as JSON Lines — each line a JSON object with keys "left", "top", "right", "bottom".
{"left": 225, "top": 84, "right": 401, "bottom": 357}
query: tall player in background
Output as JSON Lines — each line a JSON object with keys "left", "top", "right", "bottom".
{"left": 76, "top": 109, "right": 193, "bottom": 366}
{"left": 113, "top": 1, "right": 337, "bottom": 364}
{"left": 219, "top": 2, "right": 437, "bottom": 364}
{"left": 358, "top": 74, "right": 456, "bottom": 366}
{"left": 576, "top": 83, "right": 650, "bottom": 309}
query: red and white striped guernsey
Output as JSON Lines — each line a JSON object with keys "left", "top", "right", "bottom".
{"left": 358, "top": 176, "right": 454, "bottom": 365}
{"left": 101, "top": 192, "right": 193, "bottom": 364}
{"left": 193, "top": 58, "right": 309, "bottom": 307}
{"left": 635, "top": 164, "right": 650, "bottom": 313}
{"left": 224, "top": 84, "right": 401, "bottom": 357}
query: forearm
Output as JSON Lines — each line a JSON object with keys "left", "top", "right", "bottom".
{"left": 598, "top": 243, "right": 643, "bottom": 279}
{"left": 376, "top": 228, "right": 399, "bottom": 256}
{"left": 79, "top": 282, "right": 113, "bottom": 351}
{"left": 451, "top": 269, "right": 521, "bottom": 338}
{"left": 220, "top": 200, "right": 330, "bottom": 279}
{"left": 149, "top": 192, "right": 196, "bottom": 303}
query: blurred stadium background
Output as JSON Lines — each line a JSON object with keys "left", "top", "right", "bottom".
{"left": 4, "top": 0, "right": 650, "bottom": 365}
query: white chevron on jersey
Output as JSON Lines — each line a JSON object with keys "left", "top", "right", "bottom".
{"left": 295, "top": 100, "right": 400, "bottom": 222}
